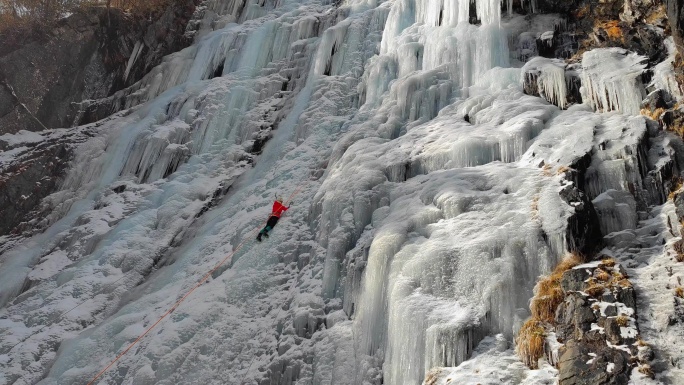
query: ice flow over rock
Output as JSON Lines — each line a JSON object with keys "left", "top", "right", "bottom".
{"left": 0, "top": 0, "right": 674, "bottom": 384}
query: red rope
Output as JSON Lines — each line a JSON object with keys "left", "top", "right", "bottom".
{"left": 86, "top": 184, "right": 306, "bottom": 385}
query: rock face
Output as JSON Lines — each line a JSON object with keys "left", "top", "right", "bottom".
{"left": 0, "top": 1, "right": 198, "bottom": 135}
{"left": 0, "top": 131, "right": 89, "bottom": 237}
{"left": 0, "top": 1, "right": 200, "bottom": 236}
{"left": 555, "top": 261, "right": 648, "bottom": 385}
{"left": 665, "top": 0, "right": 684, "bottom": 53}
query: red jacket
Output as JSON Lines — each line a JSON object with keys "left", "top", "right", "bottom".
{"left": 271, "top": 201, "right": 289, "bottom": 218}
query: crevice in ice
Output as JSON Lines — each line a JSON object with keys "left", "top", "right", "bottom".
{"left": 211, "top": 59, "right": 226, "bottom": 79}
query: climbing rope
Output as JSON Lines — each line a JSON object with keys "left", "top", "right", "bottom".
{"left": 10, "top": 272, "right": 136, "bottom": 385}
{"left": 86, "top": 184, "right": 306, "bottom": 385}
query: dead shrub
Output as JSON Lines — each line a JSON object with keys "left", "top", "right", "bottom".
{"left": 516, "top": 319, "right": 546, "bottom": 369}
{"left": 615, "top": 315, "right": 630, "bottom": 327}
{"left": 600, "top": 258, "right": 616, "bottom": 267}
{"left": 556, "top": 165, "right": 570, "bottom": 175}
{"left": 530, "top": 254, "right": 583, "bottom": 322}
{"left": 531, "top": 281, "right": 564, "bottom": 323}
{"left": 675, "top": 286, "right": 684, "bottom": 298}
{"left": 584, "top": 282, "right": 606, "bottom": 297}
{"left": 638, "top": 364, "right": 655, "bottom": 379}
{"left": 594, "top": 268, "right": 611, "bottom": 282}
{"left": 674, "top": 240, "right": 684, "bottom": 263}
{"left": 669, "top": 177, "right": 684, "bottom": 201}
{"left": 641, "top": 107, "right": 666, "bottom": 121}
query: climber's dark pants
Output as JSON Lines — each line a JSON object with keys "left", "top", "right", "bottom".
{"left": 260, "top": 216, "right": 280, "bottom": 235}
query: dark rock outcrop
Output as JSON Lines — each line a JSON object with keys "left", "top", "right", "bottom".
{"left": 0, "top": 129, "right": 93, "bottom": 237}
{"left": 558, "top": 173, "right": 603, "bottom": 257}
{"left": 665, "top": 0, "right": 684, "bottom": 54}
{"left": 0, "top": 1, "right": 199, "bottom": 135}
{"left": 554, "top": 261, "right": 646, "bottom": 385}
{"left": 0, "top": 1, "right": 200, "bottom": 237}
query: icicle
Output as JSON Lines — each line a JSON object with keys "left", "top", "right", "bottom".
{"left": 522, "top": 57, "right": 568, "bottom": 109}
{"left": 651, "top": 37, "right": 683, "bottom": 101}
{"left": 580, "top": 48, "right": 647, "bottom": 115}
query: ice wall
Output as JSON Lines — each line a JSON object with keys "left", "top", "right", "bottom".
{"left": 0, "top": 0, "right": 675, "bottom": 384}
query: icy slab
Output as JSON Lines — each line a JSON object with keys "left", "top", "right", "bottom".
{"left": 592, "top": 189, "right": 638, "bottom": 235}
{"left": 422, "top": 335, "right": 558, "bottom": 385}
{"left": 580, "top": 48, "right": 647, "bottom": 115}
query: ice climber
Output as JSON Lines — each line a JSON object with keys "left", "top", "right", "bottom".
{"left": 256, "top": 197, "right": 289, "bottom": 241}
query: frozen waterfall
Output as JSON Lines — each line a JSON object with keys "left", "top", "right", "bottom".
{"left": 0, "top": 0, "right": 675, "bottom": 384}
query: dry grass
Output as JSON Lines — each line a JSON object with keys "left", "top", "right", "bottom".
{"left": 596, "top": 20, "right": 623, "bottom": 40}
{"left": 594, "top": 268, "right": 611, "bottom": 282}
{"left": 585, "top": 282, "right": 606, "bottom": 297}
{"left": 641, "top": 107, "right": 666, "bottom": 121}
{"left": 615, "top": 315, "right": 630, "bottom": 327}
{"left": 531, "top": 254, "right": 584, "bottom": 321}
{"left": 669, "top": 177, "right": 684, "bottom": 201}
{"left": 601, "top": 258, "right": 616, "bottom": 268}
{"left": 542, "top": 163, "right": 553, "bottom": 177}
{"left": 671, "top": 123, "right": 684, "bottom": 139}
{"left": 675, "top": 286, "right": 684, "bottom": 298}
{"left": 638, "top": 364, "right": 655, "bottom": 379}
{"left": 556, "top": 253, "right": 583, "bottom": 272}
{"left": 516, "top": 319, "right": 546, "bottom": 369}
{"left": 423, "top": 371, "right": 439, "bottom": 385}
{"left": 531, "top": 281, "right": 564, "bottom": 323}
{"left": 676, "top": 240, "right": 684, "bottom": 263}
{"left": 517, "top": 254, "right": 584, "bottom": 368}
{"left": 617, "top": 278, "right": 633, "bottom": 288}
{"left": 556, "top": 165, "right": 570, "bottom": 175}
{"left": 676, "top": 252, "right": 684, "bottom": 263}
{"left": 646, "top": 4, "right": 667, "bottom": 26}
{"left": 636, "top": 338, "right": 649, "bottom": 347}
{"left": 612, "top": 270, "right": 626, "bottom": 280}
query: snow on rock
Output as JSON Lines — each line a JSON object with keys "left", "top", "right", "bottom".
{"left": 0, "top": 130, "right": 45, "bottom": 148}
{"left": 422, "top": 335, "right": 558, "bottom": 385}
